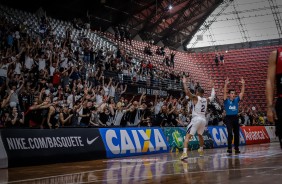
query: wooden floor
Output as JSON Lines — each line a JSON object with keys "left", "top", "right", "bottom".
{"left": 2, "top": 143, "right": 282, "bottom": 184}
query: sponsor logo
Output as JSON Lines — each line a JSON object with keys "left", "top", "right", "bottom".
{"left": 209, "top": 127, "right": 246, "bottom": 147}
{"left": 243, "top": 129, "right": 268, "bottom": 141}
{"left": 229, "top": 105, "right": 236, "bottom": 110}
{"left": 103, "top": 128, "right": 168, "bottom": 156}
{"left": 6, "top": 136, "right": 84, "bottom": 150}
{"left": 86, "top": 136, "right": 99, "bottom": 145}
{"left": 241, "top": 126, "right": 270, "bottom": 144}
{"left": 163, "top": 127, "right": 213, "bottom": 152}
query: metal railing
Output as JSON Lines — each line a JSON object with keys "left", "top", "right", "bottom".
{"left": 104, "top": 71, "right": 183, "bottom": 91}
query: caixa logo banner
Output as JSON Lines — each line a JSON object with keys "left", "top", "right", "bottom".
{"left": 99, "top": 128, "right": 169, "bottom": 158}
{"left": 241, "top": 126, "right": 270, "bottom": 145}
{"left": 207, "top": 126, "right": 246, "bottom": 148}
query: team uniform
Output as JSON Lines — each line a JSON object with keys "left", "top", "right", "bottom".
{"left": 275, "top": 48, "right": 282, "bottom": 147}
{"left": 187, "top": 96, "right": 207, "bottom": 135}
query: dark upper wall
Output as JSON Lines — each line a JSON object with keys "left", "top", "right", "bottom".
{"left": 1, "top": 0, "right": 89, "bottom": 20}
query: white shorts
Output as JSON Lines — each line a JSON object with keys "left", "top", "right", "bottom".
{"left": 186, "top": 116, "right": 206, "bottom": 136}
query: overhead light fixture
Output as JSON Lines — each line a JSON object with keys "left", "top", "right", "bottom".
{"left": 168, "top": 5, "right": 173, "bottom": 10}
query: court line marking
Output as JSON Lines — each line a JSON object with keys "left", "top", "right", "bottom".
{"left": 198, "top": 150, "right": 282, "bottom": 160}
{"left": 221, "top": 152, "right": 282, "bottom": 158}
{"left": 73, "top": 166, "right": 282, "bottom": 184}
{"left": 6, "top": 156, "right": 282, "bottom": 184}
{"left": 5, "top": 145, "right": 282, "bottom": 184}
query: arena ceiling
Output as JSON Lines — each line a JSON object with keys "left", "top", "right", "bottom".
{"left": 1, "top": 0, "right": 224, "bottom": 50}
{"left": 89, "top": 0, "right": 224, "bottom": 50}
{"left": 187, "top": 0, "right": 282, "bottom": 50}
{"left": 4, "top": 0, "right": 281, "bottom": 51}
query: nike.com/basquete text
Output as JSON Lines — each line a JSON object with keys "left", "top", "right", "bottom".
{"left": 6, "top": 137, "right": 84, "bottom": 150}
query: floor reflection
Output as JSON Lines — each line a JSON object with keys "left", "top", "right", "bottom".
{"left": 5, "top": 143, "right": 282, "bottom": 184}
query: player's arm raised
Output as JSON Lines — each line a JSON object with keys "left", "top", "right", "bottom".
{"left": 239, "top": 77, "right": 245, "bottom": 100}
{"left": 208, "top": 79, "right": 215, "bottom": 103}
{"left": 223, "top": 77, "right": 229, "bottom": 101}
{"left": 182, "top": 77, "right": 196, "bottom": 99}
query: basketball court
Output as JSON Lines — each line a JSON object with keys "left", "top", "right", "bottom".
{"left": 2, "top": 143, "right": 282, "bottom": 184}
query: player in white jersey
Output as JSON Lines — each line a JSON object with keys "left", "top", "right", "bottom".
{"left": 180, "top": 77, "right": 215, "bottom": 160}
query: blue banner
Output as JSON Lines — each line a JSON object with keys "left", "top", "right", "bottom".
{"left": 207, "top": 126, "right": 246, "bottom": 148}
{"left": 99, "top": 128, "right": 169, "bottom": 158}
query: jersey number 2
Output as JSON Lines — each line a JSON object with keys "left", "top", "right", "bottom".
{"left": 201, "top": 105, "right": 205, "bottom": 112}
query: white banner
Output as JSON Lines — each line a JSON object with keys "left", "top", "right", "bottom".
{"left": 0, "top": 132, "right": 8, "bottom": 168}
{"left": 264, "top": 126, "right": 279, "bottom": 142}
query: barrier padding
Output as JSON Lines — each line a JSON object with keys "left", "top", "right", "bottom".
{"left": 0, "top": 126, "right": 277, "bottom": 168}
{"left": 241, "top": 126, "right": 270, "bottom": 144}
{"left": 99, "top": 127, "right": 169, "bottom": 158}
{"left": 162, "top": 127, "right": 214, "bottom": 152}
{"left": 0, "top": 131, "right": 8, "bottom": 168}
{"left": 207, "top": 126, "right": 246, "bottom": 148}
{"left": 264, "top": 126, "right": 279, "bottom": 142}
{"left": 0, "top": 128, "right": 106, "bottom": 168}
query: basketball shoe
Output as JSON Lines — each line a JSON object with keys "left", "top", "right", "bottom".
{"left": 180, "top": 152, "right": 188, "bottom": 160}
{"left": 198, "top": 149, "right": 204, "bottom": 156}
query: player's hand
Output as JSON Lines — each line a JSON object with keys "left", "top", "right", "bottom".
{"left": 267, "top": 107, "right": 277, "bottom": 123}
{"left": 239, "top": 77, "right": 245, "bottom": 84}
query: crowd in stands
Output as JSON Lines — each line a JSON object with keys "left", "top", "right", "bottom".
{"left": 143, "top": 44, "right": 176, "bottom": 68}
{"left": 113, "top": 25, "right": 131, "bottom": 45}
{"left": 0, "top": 7, "right": 272, "bottom": 129}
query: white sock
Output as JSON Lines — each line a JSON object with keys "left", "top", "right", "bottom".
{"left": 183, "top": 148, "right": 187, "bottom": 153}
{"left": 199, "top": 147, "right": 203, "bottom": 151}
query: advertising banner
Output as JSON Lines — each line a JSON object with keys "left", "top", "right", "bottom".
{"left": 0, "top": 131, "right": 8, "bottom": 169}
{"left": 208, "top": 126, "right": 246, "bottom": 148}
{"left": 162, "top": 127, "right": 214, "bottom": 152}
{"left": 264, "top": 126, "right": 279, "bottom": 142}
{"left": 125, "top": 85, "right": 181, "bottom": 97}
{"left": 99, "top": 128, "right": 169, "bottom": 158}
{"left": 241, "top": 126, "right": 270, "bottom": 145}
{"left": 0, "top": 128, "right": 106, "bottom": 167}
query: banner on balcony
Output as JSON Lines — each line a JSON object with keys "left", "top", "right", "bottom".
{"left": 126, "top": 86, "right": 182, "bottom": 97}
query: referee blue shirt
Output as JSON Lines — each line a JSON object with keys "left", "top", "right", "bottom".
{"left": 224, "top": 96, "right": 240, "bottom": 115}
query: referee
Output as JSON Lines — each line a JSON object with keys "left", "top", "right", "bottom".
{"left": 223, "top": 77, "right": 245, "bottom": 154}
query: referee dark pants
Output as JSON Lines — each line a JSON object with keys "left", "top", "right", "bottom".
{"left": 275, "top": 98, "right": 282, "bottom": 149}
{"left": 225, "top": 115, "right": 240, "bottom": 150}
